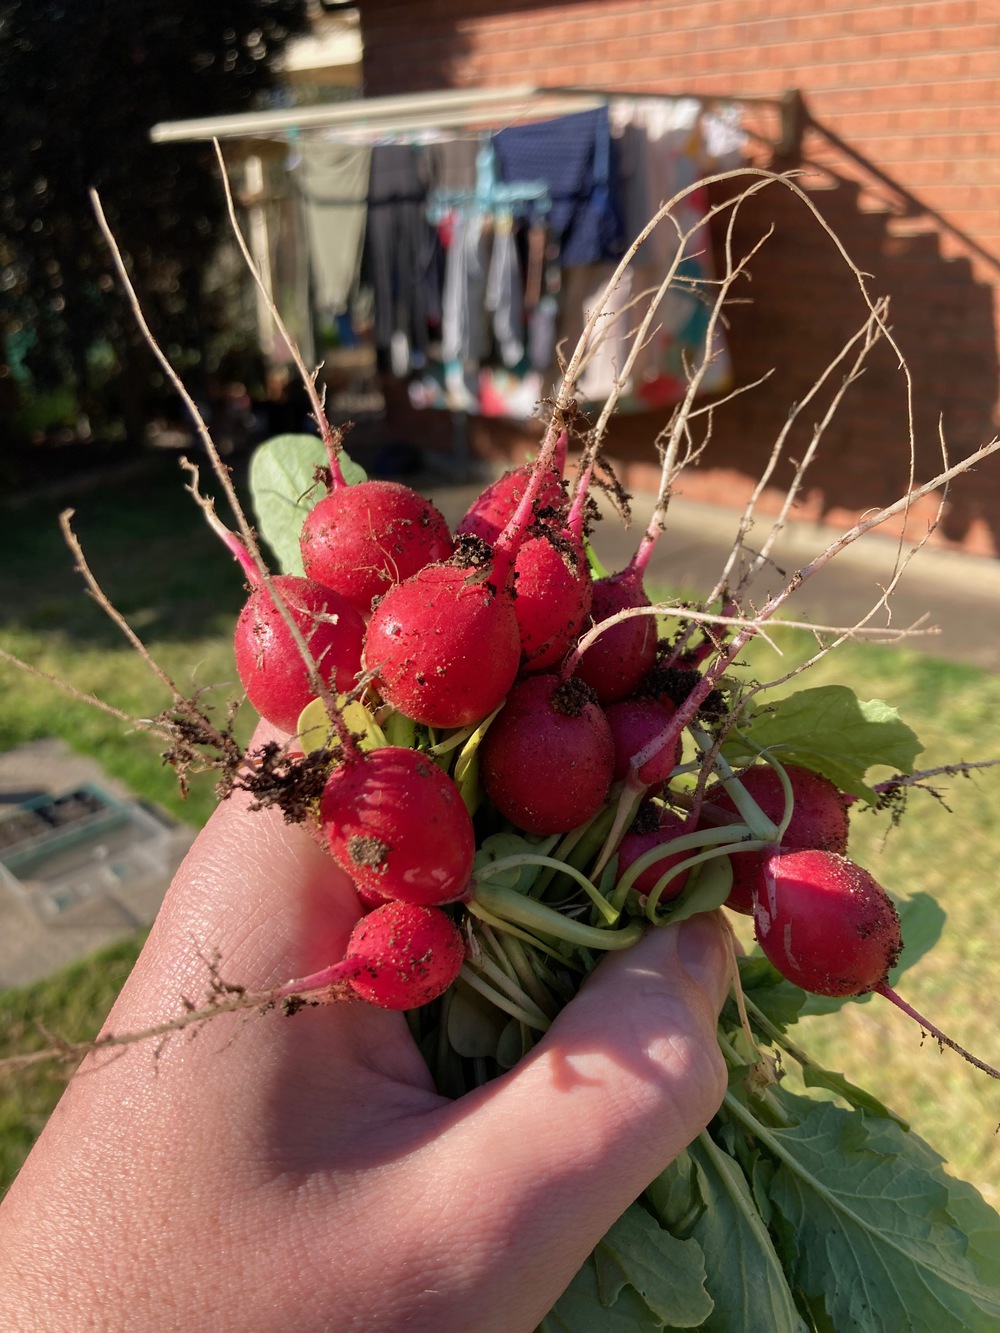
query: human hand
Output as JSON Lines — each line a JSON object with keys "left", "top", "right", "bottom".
{"left": 0, "top": 738, "right": 730, "bottom": 1333}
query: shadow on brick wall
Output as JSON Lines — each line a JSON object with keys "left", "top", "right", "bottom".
{"left": 603, "top": 131, "right": 999, "bottom": 555}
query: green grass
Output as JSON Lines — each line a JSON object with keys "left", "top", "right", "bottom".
{"left": 0, "top": 453, "right": 253, "bottom": 827}
{"left": 1, "top": 464, "right": 998, "bottom": 1210}
{"left": 0, "top": 934, "right": 146, "bottom": 1191}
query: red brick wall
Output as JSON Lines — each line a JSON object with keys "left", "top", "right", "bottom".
{"left": 359, "top": 1, "right": 1000, "bottom": 556}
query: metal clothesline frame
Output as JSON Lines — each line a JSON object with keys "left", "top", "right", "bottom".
{"left": 148, "top": 83, "right": 792, "bottom": 148}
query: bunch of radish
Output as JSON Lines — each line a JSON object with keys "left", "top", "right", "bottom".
{"left": 72, "top": 171, "right": 1000, "bottom": 1333}
{"left": 218, "top": 423, "right": 998, "bottom": 1092}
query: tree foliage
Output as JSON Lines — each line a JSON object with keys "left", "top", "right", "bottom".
{"left": 0, "top": 0, "right": 310, "bottom": 439}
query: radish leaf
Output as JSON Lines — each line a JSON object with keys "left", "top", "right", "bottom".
{"left": 646, "top": 1138, "right": 808, "bottom": 1333}
{"left": 725, "top": 684, "right": 922, "bottom": 801}
{"left": 751, "top": 1099, "right": 1000, "bottom": 1332}
{"left": 540, "top": 1202, "right": 712, "bottom": 1330}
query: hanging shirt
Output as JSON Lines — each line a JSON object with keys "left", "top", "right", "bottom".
{"left": 492, "top": 107, "right": 625, "bottom": 267}
{"left": 361, "top": 144, "right": 438, "bottom": 371}
{"left": 293, "top": 140, "right": 371, "bottom": 318}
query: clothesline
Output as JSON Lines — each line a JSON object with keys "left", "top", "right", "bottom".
{"left": 289, "top": 99, "right": 742, "bottom": 419}
{"left": 157, "top": 88, "right": 748, "bottom": 423}
{"left": 149, "top": 84, "right": 764, "bottom": 148}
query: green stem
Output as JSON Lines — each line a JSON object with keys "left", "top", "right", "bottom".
{"left": 458, "top": 964, "right": 552, "bottom": 1031}
{"left": 382, "top": 710, "right": 416, "bottom": 749}
{"left": 471, "top": 881, "right": 644, "bottom": 952}
{"left": 466, "top": 953, "right": 552, "bottom": 1028}
{"left": 494, "top": 932, "right": 559, "bottom": 1017}
{"left": 476, "top": 854, "right": 619, "bottom": 924}
{"left": 465, "top": 900, "right": 585, "bottom": 970}
{"left": 690, "top": 726, "right": 780, "bottom": 841}
{"left": 610, "top": 823, "right": 757, "bottom": 910}
{"left": 645, "top": 842, "right": 766, "bottom": 922}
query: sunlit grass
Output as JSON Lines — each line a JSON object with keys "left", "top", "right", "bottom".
{"left": 0, "top": 934, "right": 146, "bottom": 1193}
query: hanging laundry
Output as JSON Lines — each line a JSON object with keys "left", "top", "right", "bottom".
{"left": 421, "top": 137, "right": 480, "bottom": 194}
{"left": 361, "top": 144, "right": 439, "bottom": 375}
{"left": 292, "top": 139, "right": 371, "bottom": 321}
{"left": 492, "top": 106, "right": 625, "bottom": 266}
{"left": 439, "top": 208, "right": 492, "bottom": 409}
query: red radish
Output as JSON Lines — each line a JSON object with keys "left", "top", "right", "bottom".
{"left": 753, "top": 849, "right": 900, "bottom": 997}
{"left": 571, "top": 564, "right": 657, "bottom": 704}
{"left": 617, "top": 807, "right": 691, "bottom": 900}
{"left": 233, "top": 573, "right": 365, "bottom": 734}
{"left": 513, "top": 477, "right": 594, "bottom": 671}
{"left": 300, "top": 451, "right": 453, "bottom": 616}
{"left": 363, "top": 552, "right": 523, "bottom": 728}
{"left": 605, "top": 697, "right": 683, "bottom": 787}
{"left": 480, "top": 673, "right": 614, "bottom": 835}
{"left": 279, "top": 902, "right": 465, "bottom": 1011}
{"left": 205, "top": 514, "right": 369, "bottom": 736}
{"left": 568, "top": 494, "right": 663, "bottom": 703}
{"left": 364, "top": 428, "right": 568, "bottom": 729}
{"left": 319, "top": 746, "right": 475, "bottom": 906}
{"left": 455, "top": 431, "right": 568, "bottom": 544}
{"left": 701, "top": 763, "right": 850, "bottom": 914}
{"left": 753, "top": 848, "right": 999, "bottom": 1079}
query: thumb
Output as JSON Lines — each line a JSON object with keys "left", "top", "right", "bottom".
{"left": 416, "top": 912, "right": 731, "bottom": 1330}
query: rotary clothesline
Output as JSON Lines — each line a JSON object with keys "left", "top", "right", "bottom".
{"left": 152, "top": 87, "right": 748, "bottom": 420}
{"left": 291, "top": 100, "right": 742, "bottom": 418}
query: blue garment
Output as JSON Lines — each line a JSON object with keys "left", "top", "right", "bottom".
{"left": 492, "top": 107, "right": 625, "bottom": 266}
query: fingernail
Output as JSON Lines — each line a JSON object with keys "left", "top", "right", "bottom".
{"left": 676, "top": 912, "right": 727, "bottom": 1004}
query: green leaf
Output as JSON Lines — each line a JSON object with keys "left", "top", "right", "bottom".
{"left": 732, "top": 955, "right": 808, "bottom": 1031}
{"left": 726, "top": 685, "right": 923, "bottom": 801}
{"left": 445, "top": 980, "right": 507, "bottom": 1059}
{"left": 538, "top": 1257, "right": 663, "bottom": 1331}
{"left": 247, "top": 433, "right": 367, "bottom": 574}
{"left": 651, "top": 852, "right": 733, "bottom": 926}
{"left": 756, "top": 1099, "right": 1000, "bottom": 1333}
{"left": 540, "top": 1202, "right": 712, "bottom": 1331}
{"left": 595, "top": 1204, "right": 713, "bottom": 1327}
{"left": 647, "top": 1136, "right": 808, "bottom": 1333}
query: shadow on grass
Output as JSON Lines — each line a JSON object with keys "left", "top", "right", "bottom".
{"left": 0, "top": 452, "right": 249, "bottom": 648}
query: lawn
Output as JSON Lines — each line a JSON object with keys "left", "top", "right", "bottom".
{"left": 1, "top": 455, "right": 998, "bottom": 1209}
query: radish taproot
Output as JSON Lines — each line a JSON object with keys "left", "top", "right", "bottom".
{"left": 363, "top": 549, "right": 522, "bottom": 729}
{"left": 605, "top": 696, "right": 683, "bottom": 788}
{"left": 364, "top": 430, "right": 568, "bottom": 728}
{"left": 455, "top": 431, "right": 568, "bottom": 544}
{"left": 571, "top": 564, "right": 657, "bottom": 703}
{"left": 345, "top": 902, "right": 465, "bottom": 1009}
{"left": 279, "top": 902, "right": 465, "bottom": 1011}
{"left": 206, "top": 513, "right": 367, "bottom": 736}
{"left": 616, "top": 807, "right": 692, "bottom": 901}
{"left": 300, "top": 445, "right": 453, "bottom": 616}
{"left": 480, "top": 674, "right": 615, "bottom": 835}
{"left": 754, "top": 848, "right": 1000, "bottom": 1079}
{"left": 233, "top": 573, "right": 365, "bottom": 735}
{"left": 513, "top": 477, "right": 594, "bottom": 671}
{"left": 702, "top": 763, "right": 850, "bottom": 914}
{"left": 319, "top": 746, "right": 475, "bottom": 906}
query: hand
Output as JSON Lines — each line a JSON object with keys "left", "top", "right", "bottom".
{"left": 0, "top": 742, "right": 730, "bottom": 1333}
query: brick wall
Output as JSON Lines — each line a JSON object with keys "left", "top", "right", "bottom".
{"left": 359, "top": 1, "right": 1000, "bottom": 556}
